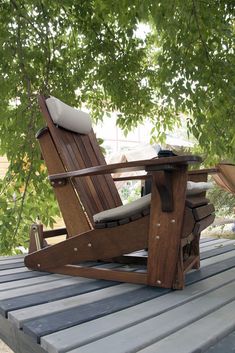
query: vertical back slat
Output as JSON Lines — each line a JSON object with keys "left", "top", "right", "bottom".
{"left": 88, "top": 131, "right": 123, "bottom": 207}
{"left": 75, "top": 133, "right": 121, "bottom": 209}
{"left": 72, "top": 134, "right": 110, "bottom": 210}
{"left": 37, "top": 128, "right": 91, "bottom": 236}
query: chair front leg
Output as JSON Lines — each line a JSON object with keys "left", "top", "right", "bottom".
{"left": 147, "top": 165, "right": 188, "bottom": 288}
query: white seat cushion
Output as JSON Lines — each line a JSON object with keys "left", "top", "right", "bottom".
{"left": 93, "top": 181, "right": 213, "bottom": 223}
{"left": 186, "top": 181, "right": 213, "bottom": 195}
{"left": 46, "top": 96, "right": 92, "bottom": 134}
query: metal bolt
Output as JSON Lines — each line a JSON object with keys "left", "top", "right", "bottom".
{"left": 58, "top": 181, "right": 62, "bottom": 185}
{"left": 171, "top": 219, "right": 176, "bottom": 223}
{"left": 156, "top": 223, "right": 161, "bottom": 227}
{"left": 156, "top": 280, "right": 161, "bottom": 285}
{"left": 37, "top": 264, "right": 41, "bottom": 268}
{"left": 74, "top": 247, "right": 78, "bottom": 251}
{"left": 155, "top": 235, "right": 160, "bottom": 240}
{"left": 88, "top": 243, "right": 92, "bottom": 247}
{"left": 51, "top": 181, "right": 55, "bottom": 185}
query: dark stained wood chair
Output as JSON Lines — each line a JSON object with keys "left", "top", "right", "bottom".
{"left": 24, "top": 95, "right": 215, "bottom": 289}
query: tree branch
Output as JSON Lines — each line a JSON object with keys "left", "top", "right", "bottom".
{"left": 192, "top": 0, "right": 212, "bottom": 64}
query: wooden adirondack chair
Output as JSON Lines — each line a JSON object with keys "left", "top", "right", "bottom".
{"left": 24, "top": 95, "right": 215, "bottom": 289}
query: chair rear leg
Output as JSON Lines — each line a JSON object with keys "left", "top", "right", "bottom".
{"left": 191, "top": 234, "right": 200, "bottom": 269}
{"left": 28, "top": 224, "right": 47, "bottom": 253}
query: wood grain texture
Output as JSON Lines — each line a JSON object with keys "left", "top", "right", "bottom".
{"left": 38, "top": 95, "right": 122, "bottom": 223}
{"left": 46, "top": 265, "right": 147, "bottom": 285}
{"left": 49, "top": 155, "right": 202, "bottom": 181}
{"left": 193, "top": 214, "right": 215, "bottom": 235}
{"left": 185, "top": 196, "right": 209, "bottom": 208}
{"left": 192, "top": 203, "right": 215, "bottom": 221}
{"left": 37, "top": 127, "right": 91, "bottom": 236}
{"left": 147, "top": 166, "right": 188, "bottom": 288}
{"left": 25, "top": 216, "right": 149, "bottom": 271}
{"left": 33, "top": 95, "right": 215, "bottom": 290}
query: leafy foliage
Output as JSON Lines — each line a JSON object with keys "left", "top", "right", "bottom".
{"left": 0, "top": 0, "right": 234, "bottom": 253}
{"left": 207, "top": 185, "right": 235, "bottom": 218}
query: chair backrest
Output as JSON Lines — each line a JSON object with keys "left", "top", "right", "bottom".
{"left": 38, "top": 95, "right": 122, "bottom": 233}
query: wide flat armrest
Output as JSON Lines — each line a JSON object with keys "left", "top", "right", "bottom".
{"left": 49, "top": 155, "right": 201, "bottom": 182}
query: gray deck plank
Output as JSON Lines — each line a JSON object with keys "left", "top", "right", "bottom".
{"left": 23, "top": 286, "right": 167, "bottom": 342}
{"left": 185, "top": 253, "right": 235, "bottom": 285}
{"left": 200, "top": 237, "right": 216, "bottom": 243}
{"left": 194, "top": 249, "right": 235, "bottom": 267}
{"left": 200, "top": 238, "right": 232, "bottom": 249}
{"left": 0, "top": 267, "right": 30, "bottom": 276}
{"left": 41, "top": 268, "right": 235, "bottom": 353}
{"left": 7, "top": 249, "right": 235, "bottom": 334}
{"left": 0, "top": 314, "right": 46, "bottom": 353}
{"left": 205, "top": 330, "right": 235, "bottom": 353}
{"left": 200, "top": 239, "right": 235, "bottom": 252}
{"left": 200, "top": 242, "right": 235, "bottom": 259}
{"left": 137, "top": 300, "right": 235, "bottom": 353}
{"left": 0, "top": 279, "right": 119, "bottom": 317}
{"left": 0, "top": 276, "right": 92, "bottom": 300}
{"left": 8, "top": 283, "right": 142, "bottom": 328}
{"left": 19, "top": 251, "right": 235, "bottom": 342}
{"left": 0, "top": 255, "right": 25, "bottom": 261}
{"left": 200, "top": 238, "right": 229, "bottom": 246}
{"left": 0, "top": 270, "right": 49, "bottom": 284}
{"left": 0, "top": 257, "right": 24, "bottom": 265}
{"left": 0, "top": 274, "right": 64, "bottom": 292}
{"left": 0, "top": 238, "right": 235, "bottom": 353}
{"left": 64, "top": 285, "right": 235, "bottom": 353}
{"left": 0, "top": 261, "right": 25, "bottom": 271}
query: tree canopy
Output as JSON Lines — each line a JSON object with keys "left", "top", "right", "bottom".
{"left": 0, "top": 0, "right": 234, "bottom": 253}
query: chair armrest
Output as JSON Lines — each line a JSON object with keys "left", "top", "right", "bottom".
{"left": 112, "top": 168, "right": 217, "bottom": 182}
{"left": 49, "top": 155, "right": 201, "bottom": 183}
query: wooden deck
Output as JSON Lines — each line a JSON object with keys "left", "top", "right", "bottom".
{"left": 0, "top": 237, "right": 235, "bottom": 353}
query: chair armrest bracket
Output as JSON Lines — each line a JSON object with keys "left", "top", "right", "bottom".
{"left": 153, "top": 170, "right": 174, "bottom": 212}
{"left": 50, "top": 178, "right": 67, "bottom": 187}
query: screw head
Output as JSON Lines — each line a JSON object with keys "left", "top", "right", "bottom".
{"left": 155, "top": 235, "right": 160, "bottom": 240}
{"left": 156, "top": 280, "right": 161, "bottom": 285}
{"left": 88, "top": 243, "right": 92, "bottom": 247}
{"left": 37, "top": 264, "right": 41, "bottom": 268}
{"left": 171, "top": 219, "right": 176, "bottom": 223}
{"left": 74, "top": 247, "right": 78, "bottom": 251}
{"left": 156, "top": 223, "right": 161, "bottom": 227}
